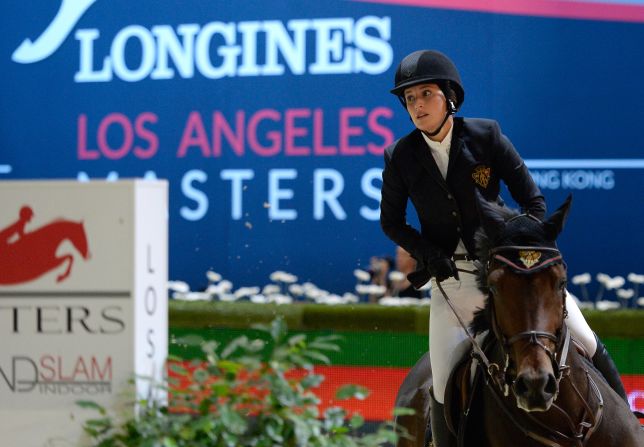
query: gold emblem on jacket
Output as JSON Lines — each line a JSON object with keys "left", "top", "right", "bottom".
{"left": 518, "top": 250, "right": 542, "bottom": 268}
{"left": 472, "top": 165, "right": 491, "bottom": 188}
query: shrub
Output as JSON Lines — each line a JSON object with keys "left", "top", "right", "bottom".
{"left": 78, "top": 318, "right": 409, "bottom": 446}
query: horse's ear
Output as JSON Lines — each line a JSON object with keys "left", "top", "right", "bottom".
{"left": 543, "top": 194, "right": 573, "bottom": 240}
{"left": 475, "top": 189, "right": 506, "bottom": 242}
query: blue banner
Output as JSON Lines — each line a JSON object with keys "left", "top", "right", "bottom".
{"left": 2, "top": 0, "right": 643, "bottom": 294}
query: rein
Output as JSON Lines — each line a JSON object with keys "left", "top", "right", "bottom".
{"left": 435, "top": 245, "right": 604, "bottom": 447}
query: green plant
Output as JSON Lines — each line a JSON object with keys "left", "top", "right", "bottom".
{"left": 78, "top": 317, "right": 411, "bottom": 446}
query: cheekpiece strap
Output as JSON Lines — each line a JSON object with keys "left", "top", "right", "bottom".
{"left": 489, "top": 246, "right": 563, "bottom": 274}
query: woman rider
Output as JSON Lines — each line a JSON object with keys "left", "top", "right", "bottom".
{"left": 379, "top": 49, "right": 628, "bottom": 446}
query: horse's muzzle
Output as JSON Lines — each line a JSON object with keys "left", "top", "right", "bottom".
{"left": 513, "top": 369, "right": 557, "bottom": 412}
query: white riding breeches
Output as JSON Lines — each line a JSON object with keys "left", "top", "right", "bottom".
{"left": 429, "top": 260, "right": 597, "bottom": 404}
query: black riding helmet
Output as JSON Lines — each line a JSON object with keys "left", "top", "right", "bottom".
{"left": 391, "top": 50, "right": 464, "bottom": 111}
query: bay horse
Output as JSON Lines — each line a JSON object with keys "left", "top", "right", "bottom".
{"left": 0, "top": 219, "right": 89, "bottom": 284}
{"left": 394, "top": 195, "right": 643, "bottom": 446}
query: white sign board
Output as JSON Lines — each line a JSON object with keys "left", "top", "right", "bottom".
{"left": 0, "top": 180, "right": 168, "bottom": 447}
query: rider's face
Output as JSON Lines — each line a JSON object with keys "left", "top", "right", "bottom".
{"left": 403, "top": 83, "right": 449, "bottom": 136}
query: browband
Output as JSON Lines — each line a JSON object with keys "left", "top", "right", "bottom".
{"left": 489, "top": 246, "right": 564, "bottom": 274}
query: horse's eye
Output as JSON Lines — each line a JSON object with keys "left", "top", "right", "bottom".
{"left": 559, "top": 279, "right": 567, "bottom": 290}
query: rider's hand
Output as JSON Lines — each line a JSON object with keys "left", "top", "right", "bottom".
{"left": 427, "top": 257, "right": 460, "bottom": 282}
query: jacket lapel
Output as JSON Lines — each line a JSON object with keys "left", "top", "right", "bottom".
{"left": 412, "top": 130, "right": 450, "bottom": 191}
{"left": 446, "top": 118, "right": 463, "bottom": 182}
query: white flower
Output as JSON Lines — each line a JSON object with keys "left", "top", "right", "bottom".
{"left": 596, "top": 273, "right": 610, "bottom": 285}
{"left": 235, "top": 287, "right": 261, "bottom": 298}
{"left": 305, "top": 288, "right": 326, "bottom": 300}
{"left": 353, "top": 269, "right": 371, "bottom": 282}
{"left": 218, "top": 280, "right": 234, "bottom": 292}
{"left": 356, "top": 284, "right": 386, "bottom": 295}
{"left": 596, "top": 300, "right": 620, "bottom": 311}
{"left": 206, "top": 270, "right": 222, "bottom": 283}
{"left": 616, "top": 289, "right": 634, "bottom": 299}
{"left": 270, "top": 271, "right": 297, "bottom": 282}
{"left": 342, "top": 292, "right": 359, "bottom": 303}
{"left": 606, "top": 277, "right": 625, "bottom": 290}
{"left": 572, "top": 273, "right": 591, "bottom": 285}
{"left": 638, "top": 297, "right": 644, "bottom": 307}
{"left": 273, "top": 294, "right": 293, "bottom": 305}
{"left": 627, "top": 273, "right": 644, "bottom": 284}
{"left": 379, "top": 297, "right": 401, "bottom": 306}
{"left": 301, "top": 282, "right": 319, "bottom": 291}
{"left": 262, "top": 284, "right": 281, "bottom": 295}
{"left": 174, "top": 291, "right": 210, "bottom": 301}
{"left": 168, "top": 280, "right": 190, "bottom": 293}
{"left": 219, "top": 293, "right": 237, "bottom": 302}
{"left": 388, "top": 270, "right": 406, "bottom": 282}
{"left": 250, "top": 294, "right": 268, "bottom": 303}
{"left": 288, "top": 284, "right": 304, "bottom": 296}
{"left": 281, "top": 273, "right": 298, "bottom": 283}
{"left": 322, "top": 295, "right": 345, "bottom": 305}
{"left": 204, "top": 283, "right": 224, "bottom": 295}
{"left": 269, "top": 271, "right": 285, "bottom": 282}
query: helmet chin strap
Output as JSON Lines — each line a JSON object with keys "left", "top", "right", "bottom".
{"left": 421, "top": 110, "right": 452, "bottom": 139}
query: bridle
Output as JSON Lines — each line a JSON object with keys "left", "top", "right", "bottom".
{"left": 486, "top": 244, "right": 569, "bottom": 398}
{"left": 436, "top": 235, "right": 604, "bottom": 446}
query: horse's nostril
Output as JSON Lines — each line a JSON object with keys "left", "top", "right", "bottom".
{"left": 544, "top": 373, "right": 557, "bottom": 395}
{"left": 514, "top": 376, "right": 528, "bottom": 396}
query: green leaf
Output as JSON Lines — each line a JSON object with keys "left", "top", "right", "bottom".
{"left": 247, "top": 338, "right": 266, "bottom": 352}
{"left": 265, "top": 418, "right": 284, "bottom": 443}
{"left": 169, "top": 363, "right": 188, "bottom": 376}
{"left": 392, "top": 407, "right": 416, "bottom": 416}
{"left": 166, "top": 354, "right": 184, "bottom": 362}
{"left": 349, "top": 414, "right": 365, "bottom": 429}
{"left": 163, "top": 437, "right": 179, "bottom": 447}
{"left": 220, "top": 405, "right": 248, "bottom": 435}
{"left": 308, "top": 341, "right": 341, "bottom": 352}
{"left": 76, "top": 400, "right": 106, "bottom": 414}
{"left": 335, "top": 384, "right": 370, "bottom": 401}
{"left": 303, "top": 350, "right": 331, "bottom": 365}
{"left": 312, "top": 334, "right": 344, "bottom": 343}
{"left": 174, "top": 334, "right": 204, "bottom": 346}
{"left": 210, "top": 382, "right": 231, "bottom": 397}
{"left": 287, "top": 333, "right": 307, "bottom": 347}
{"left": 300, "top": 373, "right": 324, "bottom": 389}
{"left": 323, "top": 406, "right": 346, "bottom": 430}
{"left": 269, "top": 317, "right": 287, "bottom": 342}
{"left": 221, "top": 335, "right": 247, "bottom": 358}
{"left": 179, "top": 425, "right": 196, "bottom": 440}
{"left": 217, "top": 359, "right": 243, "bottom": 375}
{"left": 192, "top": 368, "right": 209, "bottom": 384}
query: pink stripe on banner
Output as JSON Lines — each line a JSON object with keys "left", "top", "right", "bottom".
{"left": 353, "top": 0, "right": 644, "bottom": 23}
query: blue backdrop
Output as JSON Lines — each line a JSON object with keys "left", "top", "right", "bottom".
{"left": 2, "top": 0, "right": 643, "bottom": 294}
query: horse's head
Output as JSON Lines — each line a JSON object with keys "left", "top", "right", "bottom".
{"left": 473, "top": 194, "right": 572, "bottom": 412}
{"left": 69, "top": 220, "right": 90, "bottom": 260}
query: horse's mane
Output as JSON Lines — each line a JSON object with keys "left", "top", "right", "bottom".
{"left": 469, "top": 204, "right": 520, "bottom": 336}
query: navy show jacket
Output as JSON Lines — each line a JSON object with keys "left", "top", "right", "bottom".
{"left": 380, "top": 117, "right": 546, "bottom": 263}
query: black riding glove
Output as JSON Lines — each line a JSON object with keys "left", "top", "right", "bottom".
{"left": 427, "top": 257, "right": 460, "bottom": 282}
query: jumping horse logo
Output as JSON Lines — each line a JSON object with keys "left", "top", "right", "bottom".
{"left": 0, "top": 206, "right": 90, "bottom": 285}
